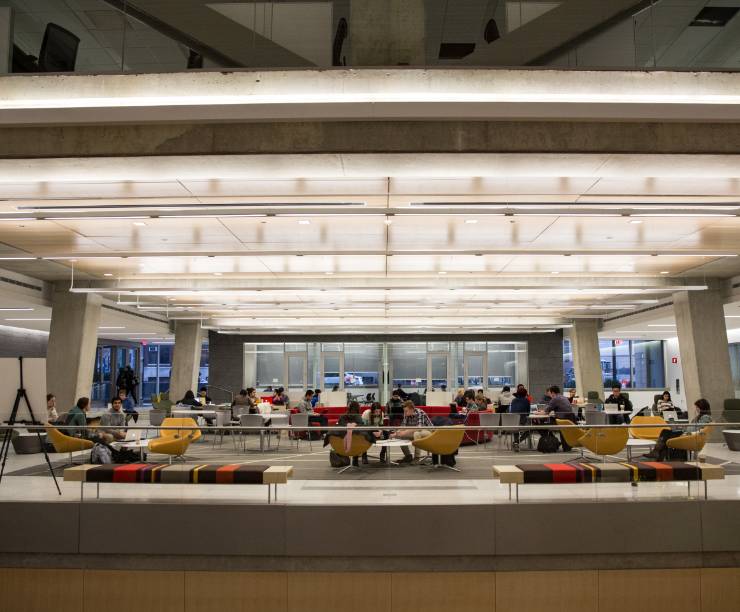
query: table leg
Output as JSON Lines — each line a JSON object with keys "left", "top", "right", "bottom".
{"left": 516, "top": 484, "right": 519, "bottom": 503}
{"left": 704, "top": 480, "right": 707, "bottom": 500}
{"left": 96, "top": 482, "right": 100, "bottom": 499}
{"left": 268, "top": 484, "right": 271, "bottom": 504}
{"left": 80, "top": 481, "right": 84, "bottom": 502}
{"left": 508, "top": 483, "right": 511, "bottom": 500}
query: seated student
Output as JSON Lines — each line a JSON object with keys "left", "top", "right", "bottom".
{"left": 295, "top": 390, "right": 315, "bottom": 413}
{"left": 332, "top": 401, "right": 367, "bottom": 467}
{"left": 178, "top": 389, "right": 213, "bottom": 425}
{"left": 64, "top": 397, "right": 112, "bottom": 444}
{"left": 567, "top": 388, "right": 577, "bottom": 404}
{"left": 100, "top": 396, "right": 126, "bottom": 441}
{"left": 231, "top": 388, "right": 251, "bottom": 419}
{"left": 645, "top": 398, "right": 712, "bottom": 461}
{"left": 604, "top": 384, "right": 633, "bottom": 423}
{"left": 498, "top": 386, "right": 513, "bottom": 412}
{"left": 515, "top": 384, "right": 534, "bottom": 404}
{"left": 656, "top": 390, "right": 674, "bottom": 412}
{"left": 386, "top": 390, "right": 404, "bottom": 420}
{"left": 474, "top": 389, "right": 491, "bottom": 411}
{"left": 462, "top": 389, "right": 478, "bottom": 412}
{"left": 198, "top": 387, "right": 212, "bottom": 405}
{"left": 394, "top": 384, "right": 409, "bottom": 401}
{"left": 311, "top": 389, "right": 322, "bottom": 408}
{"left": 391, "top": 400, "right": 433, "bottom": 464}
{"left": 362, "top": 402, "right": 388, "bottom": 462}
{"left": 545, "top": 385, "right": 576, "bottom": 451}
{"left": 453, "top": 388, "right": 467, "bottom": 408}
{"left": 117, "top": 388, "right": 139, "bottom": 424}
{"left": 46, "top": 393, "right": 59, "bottom": 423}
{"left": 272, "top": 387, "right": 289, "bottom": 406}
{"left": 509, "top": 387, "right": 531, "bottom": 452}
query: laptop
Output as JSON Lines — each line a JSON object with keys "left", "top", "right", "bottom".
{"left": 123, "top": 429, "right": 142, "bottom": 442}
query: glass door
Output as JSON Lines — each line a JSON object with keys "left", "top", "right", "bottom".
{"left": 464, "top": 352, "right": 486, "bottom": 390}
{"left": 321, "top": 351, "right": 343, "bottom": 391}
{"left": 285, "top": 352, "right": 308, "bottom": 393}
{"left": 427, "top": 352, "right": 449, "bottom": 392}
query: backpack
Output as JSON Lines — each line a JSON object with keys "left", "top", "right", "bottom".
{"left": 537, "top": 431, "right": 560, "bottom": 453}
{"left": 90, "top": 443, "right": 113, "bottom": 464}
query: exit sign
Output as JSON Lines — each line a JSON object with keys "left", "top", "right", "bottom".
{"left": 671, "top": 357, "right": 678, "bottom": 364}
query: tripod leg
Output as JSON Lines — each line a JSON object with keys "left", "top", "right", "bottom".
{"left": 0, "top": 429, "right": 13, "bottom": 483}
{"left": 36, "top": 431, "right": 61, "bottom": 496}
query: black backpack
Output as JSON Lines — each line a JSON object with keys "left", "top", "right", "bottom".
{"left": 537, "top": 431, "right": 560, "bottom": 453}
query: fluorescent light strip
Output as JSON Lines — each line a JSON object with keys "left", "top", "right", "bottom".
{"left": 4, "top": 317, "right": 50, "bottom": 321}
{"left": 0, "top": 308, "right": 34, "bottom": 311}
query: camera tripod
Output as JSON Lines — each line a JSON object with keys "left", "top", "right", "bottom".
{"left": 0, "top": 357, "right": 61, "bottom": 494}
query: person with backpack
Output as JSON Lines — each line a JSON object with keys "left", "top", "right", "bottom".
{"left": 644, "top": 399, "right": 712, "bottom": 461}
{"left": 64, "top": 397, "right": 112, "bottom": 444}
{"left": 509, "top": 387, "right": 531, "bottom": 451}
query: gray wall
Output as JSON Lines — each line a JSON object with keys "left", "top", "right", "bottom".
{"left": 209, "top": 330, "right": 564, "bottom": 399}
{"left": 0, "top": 326, "right": 47, "bottom": 358}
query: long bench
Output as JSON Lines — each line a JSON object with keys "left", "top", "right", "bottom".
{"left": 64, "top": 463, "right": 293, "bottom": 503}
{"left": 493, "top": 461, "right": 724, "bottom": 502}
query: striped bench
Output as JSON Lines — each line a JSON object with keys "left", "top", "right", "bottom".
{"left": 64, "top": 463, "right": 293, "bottom": 503}
{"left": 492, "top": 461, "right": 724, "bottom": 502}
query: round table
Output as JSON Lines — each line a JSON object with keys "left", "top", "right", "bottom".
{"left": 374, "top": 438, "right": 413, "bottom": 465}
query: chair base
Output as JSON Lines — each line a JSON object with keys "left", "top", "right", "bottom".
{"left": 337, "top": 462, "right": 363, "bottom": 475}
{"left": 429, "top": 463, "right": 460, "bottom": 472}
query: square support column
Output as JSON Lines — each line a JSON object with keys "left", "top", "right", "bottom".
{"left": 169, "top": 321, "right": 203, "bottom": 401}
{"left": 570, "top": 319, "right": 604, "bottom": 401}
{"left": 673, "top": 286, "right": 734, "bottom": 421}
{"left": 46, "top": 283, "right": 102, "bottom": 413}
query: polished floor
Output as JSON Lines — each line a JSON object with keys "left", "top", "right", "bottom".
{"left": 2, "top": 428, "right": 739, "bottom": 506}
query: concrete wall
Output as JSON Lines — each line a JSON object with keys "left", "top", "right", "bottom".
{"left": 209, "top": 331, "right": 564, "bottom": 400}
{"left": 0, "top": 325, "right": 47, "bottom": 358}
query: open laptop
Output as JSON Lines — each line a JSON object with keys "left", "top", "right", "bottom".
{"left": 123, "top": 429, "right": 142, "bottom": 442}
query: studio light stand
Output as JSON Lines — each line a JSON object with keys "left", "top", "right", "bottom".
{"left": 0, "top": 356, "right": 61, "bottom": 494}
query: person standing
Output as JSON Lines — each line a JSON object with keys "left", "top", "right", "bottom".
{"left": 116, "top": 365, "right": 139, "bottom": 405}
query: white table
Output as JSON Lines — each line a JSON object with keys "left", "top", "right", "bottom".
{"left": 374, "top": 438, "right": 413, "bottom": 465}
{"left": 119, "top": 439, "right": 150, "bottom": 461}
{"left": 626, "top": 438, "right": 655, "bottom": 460}
{"left": 171, "top": 409, "right": 217, "bottom": 417}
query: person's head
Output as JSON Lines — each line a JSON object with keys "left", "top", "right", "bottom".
{"left": 304, "top": 390, "right": 314, "bottom": 399}
{"left": 46, "top": 393, "right": 55, "bottom": 408}
{"left": 475, "top": 389, "right": 485, "bottom": 398}
{"left": 238, "top": 388, "right": 248, "bottom": 397}
{"left": 502, "top": 386, "right": 510, "bottom": 393}
{"left": 402, "top": 400, "right": 416, "bottom": 416}
{"left": 76, "top": 397, "right": 90, "bottom": 412}
{"left": 111, "top": 397, "right": 122, "bottom": 412}
{"left": 662, "top": 391, "right": 671, "bottom": 401}
{"left": 611, "top": 384, "right": 622, "bottom": 397}
{"left": 455, "top": 387, "right": 465, "bottom": 397}
{"left": 278, "top": 387, "right": 285, "bottom": 395}
{"left": 568, "top": 388, "right": 576, "bottom": 397}
{"left": 347, "top": 400, "right": 361, "bottom": 415}
{"left": 464, "top": 389, "right": 475, "bottom": 400}
{"left": 247, "top": 387, "right": 256, "bottom": 397}
{"left": 117, "top": 388, "right": 127, "bottom": 400}
{"left": 183, "top": 390, "right": 195, "bottom": 400}
{"left": 198, "top": 387, "right": 208, "bottom": 396}
{"left": 514, "top": 386, "right": 528, "bottom": 398}
{"left": 314, "top": 388, "right": 322, "bottom": 396}
{"left": 694, "top": 398, "right": 711, "bottom": 416}
{"left": 548, "top": 385, "right": 561, "bottom": 397}
{"left": 391, "top": 390, "right": 400, "bottom": 400}
{"left": 370, "top": 401, "right": 382, "bottom": 415}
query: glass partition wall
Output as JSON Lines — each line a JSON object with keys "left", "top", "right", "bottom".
{"left": 244, "top": 341, "right": 527, "bottom": 403}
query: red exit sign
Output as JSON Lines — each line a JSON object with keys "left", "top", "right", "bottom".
{"left": 671, "top": 357, "right": 678, "bottom": 364}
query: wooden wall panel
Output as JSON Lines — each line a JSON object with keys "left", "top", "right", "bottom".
{"left": 391, "top": 572, "right": 494, "bottom": 612}
{"left": 496, "top": 570, "right": 597, "bottom": 612}
{"left": 0, "top": 568, "right": 83, "bottom": 612}
{"left": 185, "top": 571, "right": 287, "bottom": 612}
{"left": 287, "top": 572, "right": 391, "bottom": 612}
{"left": 83, "top": 570, "right": 184, "bottom": 612}
{"left": 599, "top": 569, "right": 700, "bottom": 612}
{"left": 700, "top": 568, "right": 740, "bottom": 612}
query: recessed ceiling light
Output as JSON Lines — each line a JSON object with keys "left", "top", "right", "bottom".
{"left": 660, "top": 271, "right": 670, "bottom": 274}
{"left": 465, "top": 219, "right": 478, "bottom": 224}
{"left": 103, "top": 273, "right": 113, "bottom": 277}
{"left": 551, "top": 271, "right": 560, "bottom": 274}
{"left": 133, "top": 222, "right": 147, "bottom": 227}
{"left": 629, "top": 220, "right": 642, "bottom": 224}
{"left": 325, "top": 271, "right": 334, "bottom": 275}
{"left": 438, "top": 271, "right": 447, "bottom": 275}
{"left": 298, "top": 219, "right": 311, "bottom": 225}
{"left": 213, "top": 272, "right": 223, "bottom": 276}
{"left": 0, "top": 308, "right": 34, "bottom": 312}
{"left": 383, "top": 218, "right": 393, "bottom": 225}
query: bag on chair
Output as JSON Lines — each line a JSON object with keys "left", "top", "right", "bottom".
{"left": 90, "top": 443, "right": 113, "bottom": 464}
{"left": 329, "top": 450, "right": 350, "bottom": 467}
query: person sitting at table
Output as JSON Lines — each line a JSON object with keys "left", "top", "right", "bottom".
{"left": 567, "top": 389, "right": 577, "bottom": 404}
{"left": 515, "top": 384, "right": 534, "bottom": 403}
{"left": 198, "top": 387, "right": 212, "bottom": 405}
{"left": 394, "top": 384, "right": 409, "bottom": 401}
{"left": 178, "top": 389, "right": 213, "bottom": 425}
{"left": 63, "top": 397, "right": 113, "bottom": 444}
{"left": 545, "top": 385, "right": 576, "bottom": 451}
{"left": 295, "top": 390, "right": 315, "bottom": 413}
{"left": 454, "top": 388, "right": 467, "bottom": 408}
{"left": 272, "top": 387, "right": 289, "bottom": 406}
{"left": 462, "top": 389, "right": 478, "bottom": 412}
{"left": 332, "top": 401, "right": 367, "bottom": 466}
{"left": 100, "top": 396, "right": 126, "bottom": 441}
{"left": 386, "top": 390, "right": 404, "bottom": 421}
{"left": 605, "top": 384, "right": 633, "bottom": 423}
{"left": 644, "top": 398, "right": 712, "bottom": 461}
{"left": 311, "top": 388, "right": 322, "bottom": 408}
{"left": 117, "top": 387, "right": 139, "bottom": 424}
{"left": 656, "top": 390, "right": 674, "bottom": 413}
{"left": 498, "top": 386, "right": 513, "bottom": 412}
{"left": 362, "top": 402, "right": 388, "bottom": 462}
{"left": 391, "top": 400, "right": 433, "bottom": 464}
{"left": 46, "top": 393, "right": 59, "bottom": 423}
{"left": 508, "top": 387, "right": 531, "bottom": 451}
{"left": 474, "top": 389, "right": 491, "bottom": 410}
{"left": 231, "top": 388, "right": 252, "bottom": 419}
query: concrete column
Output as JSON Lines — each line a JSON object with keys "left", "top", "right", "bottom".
{"left": 673, "top": 286, "right": 734, "bottom": 420}
{"left": 349, "top": 0, "right": 425, "bottom": 66}
{"left": 169, "top": 321, "right": 202, "bottom": 401}
{"left": 570, "top": 319, "right": 604, "bottom": 401}
{"left": 0, "top": 7, "right": 12, "bottom": 74}
{"left": 46, "top": 283, "right": 102, "bottom": 413}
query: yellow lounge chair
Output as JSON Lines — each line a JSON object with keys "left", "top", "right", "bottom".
{"left": 328, "top": 434, "right": 372, "bottom": 474}
{"left": 45, "top": 425, "right": 94, "bottom": 465}
{"left": 555, "top": 419, "right": 587, "bottom": 460}
{"left": 629, "top": 416, "right": 669, "bottom": 441}
{"left": 578, "top": 427, "right": 628, "bottom": 462}
{"left": 667, "top": 426, "right": 710, "bottom": 460}
{"left": 412, "top": 427, "right": 465, "bottom": 472}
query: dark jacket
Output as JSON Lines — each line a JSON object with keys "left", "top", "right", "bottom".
{"left": 509, "top": 396, "right": 531, "bottom": 414}
{"left": 605, "top": 393, "right": 633, "bottom": 412}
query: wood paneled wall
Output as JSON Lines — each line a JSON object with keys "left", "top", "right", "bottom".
{"left": 0, "top": 567, "right": 738, "bottom": 612}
